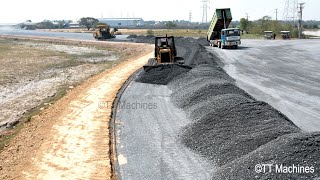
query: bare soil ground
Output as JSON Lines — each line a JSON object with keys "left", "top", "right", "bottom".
{"left": 0, "top": 36, "right": 153, "bottom": 179}
{"left": 0, "top": 38, "right": 121, "bottom": 133}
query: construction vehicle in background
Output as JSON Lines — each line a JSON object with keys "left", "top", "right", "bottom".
{"left": 93, "top": 24, "right": 116, "bottom": 40}
{"left": 264, "top": 31, "right": 274, "bottom": 39}
{"left": 281, "top": 31, "right": 291, "bottom": 40}
{"left": 143, "top": 35, "right": 191, "bottom": 71}
{"left": 207, "top": 8, "right": 241, "bottom": 49}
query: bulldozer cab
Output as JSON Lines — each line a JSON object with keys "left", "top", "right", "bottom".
{"left": 143, "top": 35, "right": 189, "bottom": 72}
{"left": 155, "top": 36, "right": 177, "bottom": 64}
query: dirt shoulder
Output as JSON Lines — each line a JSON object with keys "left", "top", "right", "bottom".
{"left": 0, "top": 36, "right": 153, "bottom": 179}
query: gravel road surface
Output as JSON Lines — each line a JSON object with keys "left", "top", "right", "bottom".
{"left": 115, "top": 78, "right": 214, "bottom": 179}
{"left": 207, "top": 39, "right": 320, "bottom": 132}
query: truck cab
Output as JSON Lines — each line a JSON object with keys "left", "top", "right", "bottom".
{"left": 220, "top": 28, "right": 241, "bottom": 49}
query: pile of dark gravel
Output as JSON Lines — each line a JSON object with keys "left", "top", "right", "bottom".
{"left": 135, "top": 64, "right": 191, "bottom": 85}
{"left": 186, "top": 94, "right": 255, "bottom": 120}
{"left": 189, "top": 45, "right": 220, "bottom": 66}
{"left": 133, "top": 35, "right": 155, "bottom": 44}
{"left": 168, "top": 64, "right": 233, "bottom": 91}
{"left": 171, "top": 81, "right": 251, "bottom": 109}
{"left": 214, "top": 132, "right": 320, "bottom": 179}
{"left": 180, "top": 101, "right": 300, "bottom": 167}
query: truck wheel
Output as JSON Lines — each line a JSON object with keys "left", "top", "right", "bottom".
{"left": 234, "top": 45, "right": 238, "bottom": 49}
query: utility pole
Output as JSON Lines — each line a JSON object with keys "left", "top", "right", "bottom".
{"left": 189, "top": 11, "right": 192, "bottom": 24}
{"left": 275, "top": 9, "right": 278, "bottom": 21}
{"left": 298, "top": 3, "right": 305, "bottom": 39}
{"left": 245, "top": 13, "right": 249, "bottom": 21}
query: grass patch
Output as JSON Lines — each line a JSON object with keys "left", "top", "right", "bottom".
{"left": 0, "top": 124, "right": 24, "bottom": 151}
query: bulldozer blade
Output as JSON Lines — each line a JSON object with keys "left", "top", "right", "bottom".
{"left": 143, "top": 64, "right": 192, "bottom": 72}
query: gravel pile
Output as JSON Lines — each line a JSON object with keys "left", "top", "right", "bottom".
{"left": 180, "top": 101, "right": 300, "bottom": 166}
{"left": 186, "top": 94, "right": 255, "bottom": 120}
{"left": 214, "top": 132, "right": 320, "bottom": 179}
{"left": 168, "top": 65, "right": 233, "bottom": 91}
{"left": 135, "top": 64, "right": 191, "bottom": 85}
{"left": 134, "top": 35, "right": 155, "bottom": 44}
{"left": 171, "top": 82, "right": 251, "bottom": 109}
{"left": 189, "top": 45, "right": 220, "bottom": 66}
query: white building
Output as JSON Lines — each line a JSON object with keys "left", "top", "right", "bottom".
{"left": 97, "top": 18, "right": 144, "bottom": 28}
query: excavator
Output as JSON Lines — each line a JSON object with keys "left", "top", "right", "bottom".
{"left": 143, "top": 35, "right": 191, "bottom": 71}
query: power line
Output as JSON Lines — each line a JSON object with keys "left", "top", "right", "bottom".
{"left": 283, "top": 0, "right": 298, "bottom": 23}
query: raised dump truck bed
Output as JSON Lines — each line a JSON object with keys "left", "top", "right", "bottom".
{"left": 207, "top": 8, "right": 232, "bottom": 41}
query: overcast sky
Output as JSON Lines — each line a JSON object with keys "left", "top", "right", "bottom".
{"left": 0, "top": 0, "right": 319, "bottom": 23}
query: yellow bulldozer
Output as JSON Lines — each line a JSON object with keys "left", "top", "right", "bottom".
{"left": 93, "top": 24, "right": 116, "bottom": 40}
{"left": 143, "top": 35, "right": 190, "bottom": 71}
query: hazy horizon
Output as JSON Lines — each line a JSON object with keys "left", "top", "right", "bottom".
{"left": 0, "top": 0, "right": 319, "bottom": 24}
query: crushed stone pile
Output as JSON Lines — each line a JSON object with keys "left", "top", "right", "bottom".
{"left": 214, "top": 132, "right": 320, "bottom": 179}
{"left": 135, "top": 64, "right": 191, "bottom": 85}
{"left": 168, "top": 64, "right": 233, "bottom": 91}
{"left": 186, "top": 94, "right": 255, "bottom": 120}
{"left": 180, "top": 101, "right": 300, "bottom": 167}
{"left": 171, "top": 82, "right": 251, "bottom": 109}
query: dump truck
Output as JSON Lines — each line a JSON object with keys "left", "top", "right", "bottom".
{"left": 143, "top": 35, "right": 191, "bottom": 71}
{"left": 93, "top": 24, "right": 116, "bottom": 40}
{"left": 207, "top": 8, "right": 241, "bottom": 49}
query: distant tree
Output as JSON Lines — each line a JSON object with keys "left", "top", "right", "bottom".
{"left": 240, "top": 18, "right": 249, "bottom": 31}
{"left": 78, "top": 17, "right": 99, "bottom": 30}
{"left": 166, "top": 21, "right": 177, "bottom": 29}
{"left": 38, "top": 20, "right": 54, "bottom": 29}
{"left": 26, "top": 20, "right": 32, "bottom": 22}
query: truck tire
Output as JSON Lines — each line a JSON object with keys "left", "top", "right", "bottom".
{"left": 218, "top": 42, "right": 221, "bottom": 48}
{"left": 234, "top": 45, "right": 238, "bottom": 49}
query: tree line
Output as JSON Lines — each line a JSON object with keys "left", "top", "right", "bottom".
{"left": 239, "top": 16, "right": 319, "bottom": 38}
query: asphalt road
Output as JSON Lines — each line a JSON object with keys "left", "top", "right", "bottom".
{"left": 0, "top": 27, "right": 129, "bottom": 40}
{"left": 114, "top": 76, "right": 213, "bottom": 179}
{"left": 207, "top": 39, "right": 320, "bottom": 132}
